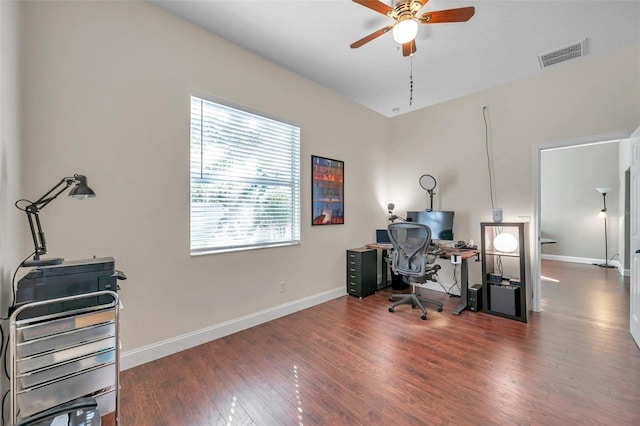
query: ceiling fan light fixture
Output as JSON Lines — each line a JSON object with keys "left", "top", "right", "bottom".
{"left": 392, "top": 17, "right": 418, "bottom": 44}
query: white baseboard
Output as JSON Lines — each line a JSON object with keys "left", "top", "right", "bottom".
{"left": 120, "top": 286, "right": 346, "bottom": 371}
{"left": 541, "top": 254, "right": 624, "bottom": 275}
{"left": 541, "top": 254, "right": 601, "bottom": 264}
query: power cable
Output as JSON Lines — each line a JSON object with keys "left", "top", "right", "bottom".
{"left": 483, "top": 106, "right": 496, "bottom": 209}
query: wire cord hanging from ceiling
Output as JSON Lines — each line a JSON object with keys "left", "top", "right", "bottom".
{"left": 483, "top": 106, "right": 496, "bottom": 209}
{"left": 409, "top": 55, "right": 414, "bottom": 107}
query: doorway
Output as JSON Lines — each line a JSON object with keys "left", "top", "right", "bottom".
{"left": 540, "top": 141, "right": 621, "bottom": 265}
{"left": 532, "top": 130, "right": 632, "bottom": 312}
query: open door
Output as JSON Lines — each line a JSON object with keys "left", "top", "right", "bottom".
{"left": 630, "top": 126, "right": 640, "bottom": 349}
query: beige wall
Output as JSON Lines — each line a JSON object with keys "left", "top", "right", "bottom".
{"left": 16, "top": 1, "right": 388, "bottom": 353}
{"left": 1, "top": 0, "right": 22, "bottom": 400}
{"left": 1, "top": 1, "right": 22, "bottom": 317}
{"left": 388, "top": 42, "right": 640, "bottom": 285}
{"left": 6, "top": 0, "right": 640, "bottom": 365}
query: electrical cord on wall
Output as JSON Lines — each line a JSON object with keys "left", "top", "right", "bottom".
{"left": 3, "top": 330, "right": 9, "bottom": 381}
{"left": 1, "top": 389, "right": 8, "bottom": 426}
{"left": 0, "top": 325, "right": 4, "bottom": 379}
{"left": 1, "top": 346, "right": 9, "bottom": 426}
{"left": 10, "top": 251, "right": 36, "bottom": 311}
{"left": 1, "top": 252, "right": 36, "bottom": 385}
{"left": 482, "top": 106, "right": 506, "bottom": 275}
{"left": 483, "top": 106, "right": 497, "bottom": 210}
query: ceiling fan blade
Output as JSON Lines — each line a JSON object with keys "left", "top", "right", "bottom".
{"left": 350, "top": 25, "right": 394, "bottom": 48}
{"left": 402, "top": 40, "right": 417, "bottom": 57}
{"left": 419, "top": 6, "right": 475, "bottom": 24}
{"left": 352, "top": 0, "right": 394, "bottom": 16}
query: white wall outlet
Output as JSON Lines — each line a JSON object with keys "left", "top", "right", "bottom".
{"left": 279, "top": 281, "right": 286, "bottom": 293}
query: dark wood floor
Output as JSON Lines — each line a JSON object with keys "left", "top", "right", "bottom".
{"left": 106, "top": 261, "right": 640, "bottom": 425}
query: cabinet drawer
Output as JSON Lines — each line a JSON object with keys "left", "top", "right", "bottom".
{"left": 347, "top": 283, "right": 359, "bottom": 295}
{"left": 347, "top": 258, "right": 361, "bottom": 267}
{"left": 347, "top": 273, "right": 363, "bottom": 285}
{"left": 16, "top": 362, "right": 116, "bottom": 420}
{"left": 17, "top": 337, "right": 116, "bottom": 375}
{"left": 18, "top": 348, "right": 115, "bottom": 389}
{"left": 17, "top": 308, "right": 115, "bottom": 343}
{"left": 17, "top": 322, "right": 115, "bottom": 358}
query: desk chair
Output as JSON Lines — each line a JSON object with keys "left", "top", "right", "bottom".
{"left": 387, "top": 222, "right": 443, "bottom": 320}
{"left": 13, "top": 397, "right": 100, "bottom": 425}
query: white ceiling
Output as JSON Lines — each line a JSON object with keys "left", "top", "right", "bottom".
{"left": 148, "top": 0, "right": 640, "bottom": 118}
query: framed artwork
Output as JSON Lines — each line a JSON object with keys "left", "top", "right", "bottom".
{"left": 311, "top": 155, "right": 344, "bottom": 225}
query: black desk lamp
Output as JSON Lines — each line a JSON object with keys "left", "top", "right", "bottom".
{"left": 15, "top": 174, "right": 96, "bottom": 267}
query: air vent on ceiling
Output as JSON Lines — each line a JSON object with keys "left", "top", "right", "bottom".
{"left": 538, "top": 39, "right": 588, "bottom": 69}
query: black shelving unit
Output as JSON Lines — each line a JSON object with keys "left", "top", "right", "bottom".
{"left": 480, "top": 222, "right": 531, "bottom": 322}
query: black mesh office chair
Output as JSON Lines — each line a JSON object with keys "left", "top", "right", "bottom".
{"left": 387, "top": 222, "right": 443, "bottom": 320}
{"left": 13, "top": 397, "right": 100, "bottom": 425}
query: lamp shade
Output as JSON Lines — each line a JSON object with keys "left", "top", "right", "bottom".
{"left": 68, "top": 175, "right": 96, "bottom": 199}
{"left": 392, "top": 18, "right": 419, "bottom": 44}
{"left": 494, "top": 232, "right": 518, "bottom": 253}
{"left": 596, "top": 187, "right": 611, "bottom": 194}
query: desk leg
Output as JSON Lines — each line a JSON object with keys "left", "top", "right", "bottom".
{"left": 381, "top": 249, "right": 388, "bottom": 289}
{"left": 452, "top": 258, "right": 469, "bottom": 315}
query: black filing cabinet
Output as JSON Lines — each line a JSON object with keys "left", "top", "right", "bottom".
{"left": 346, "top": 248, "right": 377, "bottom": 298}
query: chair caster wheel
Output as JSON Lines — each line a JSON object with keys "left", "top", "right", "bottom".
{"left": 421, "top": 315, "right": 427, "bottom": 320}
{"left": 412, "top": 304, "right": 417, "bottom": 309}
{"left": 388, "top": 297, "right": 394, "bottom": 302}
{"left": 389, "top": 307, "right": 394, "bottom": 313}
{"left": 437, "top": 306, "right": 443, "bottom": 312}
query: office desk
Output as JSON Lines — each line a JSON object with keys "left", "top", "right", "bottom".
{"left": 366, "top": 243, "right": 480, "bottom": 314}
{"left": 437, "top": 248, "right": 480, "bottom": 315}
{"left": 365, "top": 243, "right": 393, "bottom": 289}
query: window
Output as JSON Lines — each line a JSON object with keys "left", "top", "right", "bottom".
{"left": 190, "top": 95, "right": 300, "bottom": 254}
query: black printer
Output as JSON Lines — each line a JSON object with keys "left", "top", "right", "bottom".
{"left": 14, "top": 257, "right": 123, "bottom": 319}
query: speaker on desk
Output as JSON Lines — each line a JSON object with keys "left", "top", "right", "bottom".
{"left": 468, "top": 284, "right": 482, "bottom": 312}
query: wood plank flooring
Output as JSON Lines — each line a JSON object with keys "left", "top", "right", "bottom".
{"left": 105, "top": 261, "right": 640, "bottom": 425}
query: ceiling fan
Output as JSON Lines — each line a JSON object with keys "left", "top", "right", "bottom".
{"left": 350, "top": 0, "right": 475, "bottom": 57}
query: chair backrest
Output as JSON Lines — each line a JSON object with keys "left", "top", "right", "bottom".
{"left": 387, "top": 222, "right": 432, "bottom": 278}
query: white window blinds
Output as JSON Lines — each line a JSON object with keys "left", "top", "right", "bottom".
{"left": 190, "top": 95, "right": 301, "bottom": 254}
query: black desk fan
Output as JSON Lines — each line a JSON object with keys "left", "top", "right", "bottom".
{"left": 419, "top": 174, "right": 436, "bottom": 211}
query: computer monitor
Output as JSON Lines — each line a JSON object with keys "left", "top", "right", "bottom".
{"left": 376, "top": 229, "right": 392, "bottom": 244}
{"left": 406, "top": 210, "right": 455, "bottom": 242}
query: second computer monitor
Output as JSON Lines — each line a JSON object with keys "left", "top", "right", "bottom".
{"left": 406, "top": 210, "right": 455, "bottom": 242}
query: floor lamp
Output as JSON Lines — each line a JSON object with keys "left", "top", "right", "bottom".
{"left": 596, "top": 187, "right": 615, "bottom": 268}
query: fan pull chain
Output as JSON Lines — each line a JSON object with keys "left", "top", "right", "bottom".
{"left": 409, "top": 55, "right": 414, "bottom": 107}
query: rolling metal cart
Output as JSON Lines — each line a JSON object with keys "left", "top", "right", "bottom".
{"left": 9, "top": 291, "right": 120, "bottom": 425}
